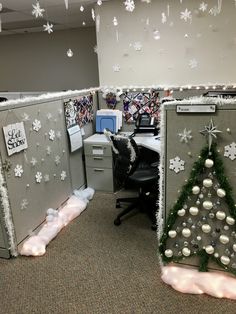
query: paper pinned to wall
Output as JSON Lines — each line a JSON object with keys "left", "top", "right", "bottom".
{"left": 67, "top": 125, "right": 83, "bottom": 152}
{"left": 3, "top": 122, "right": 28, "bottom": 156}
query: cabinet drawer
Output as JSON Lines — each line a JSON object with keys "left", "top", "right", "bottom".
{"left": 86, "top": 167, "right": 114, "bottom": 192}
{"left": 84, "top": 143, "right": 112, "bottom": 157}
{"left": 85, "top": 155, "right": 112, "bottom": 168}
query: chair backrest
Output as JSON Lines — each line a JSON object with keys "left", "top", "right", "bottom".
{"left": 109, "top": 134, "right": 140, "bottom": 187}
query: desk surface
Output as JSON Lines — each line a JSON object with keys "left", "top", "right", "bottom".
{"left": 84, "top": 133, "right": 161, "bottom": 154}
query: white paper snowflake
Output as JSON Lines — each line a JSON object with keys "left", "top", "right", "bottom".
{"left": 209, "top": 6, "right": 219, "bottom": 16}
{"left": 189, "top": 59, "right": 198, "bottom": 69}
{"left": 32, "top": 119, "right": 41, "bottom": 132}
{"left": 43, "top": 22, "right": 53, "bottom": 34}
{"left": 199, "top": 2, "right": 208, "bottom": 12}
{"left": 44, "top": 174, "right": 50, "bottom": 182}
{"left": 224, "top": 142, "right": 236, "bottom": 161}
{"left": 32, "top": 1, "right": 45, "bottom": 18}
{"left": 56, "top": 131, "right": 62, "bottom": 139}
{"left": 22, "top": 113, "right": 30, "bottom": 121}
{"left": 91, "top": 8, "right": 95, "bottom": 21}
{"left": 60, "top": 171, "right": 67, "bottom": 181}
{"left": 14, "top": 164, "right": 24, "bottom": 177}
{"left": 169, "top": 156, "right": 185, "bottom": 174}
{"left": 46, "top": 146, "right": 51, "bottom": 155}
{"left": 161, "top": 12, "right": 167, "bottom": 24}
{"left": 48, "top": 129, "right": 55, "bottom": 141}
{"left": 124, "top": 0, "right": 135, "bottom": 12}
{"left": 55, "top": 155, "right": 61, "bottom": 165}
{"left": 133, "top": 42, "right": 142, "bottom": 51}
{"left": 46, "top": 113, "right": 52, "bottom": 120}
{"left": 180, "top": 8, "right": 192, "bottom": 22}
{"left": 20, "top": 199, "right": 29, "bottom": 210}
{"left": 35, "top": 172, "right": 43, "bottom": 183}
{"left": 178, "top": 128, "right": 192, "bottom": 143}
{"left": 113, "top": 64, "right": 120, "bottom": 72}
{"left": 30, "top": 157, "right": 37, "bottom": 167}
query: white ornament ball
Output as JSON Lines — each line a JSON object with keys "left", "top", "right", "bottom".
{"left": 203, "top": 178, "right": 213, "bottom": 188}
{"left": 219, "top": 235, "right": 229, "bottom": 244}
{"left": 197, "top": 236, "right": 201, "bottom": 241}
{"left": 46, "top": 215, "right": 54, "bottom": 222}
{"left": 214, "top": 253, "right": 219, "bottom": 258}
{"left": 192, "top": 186, "right": 200, "bottom": 195}
{"left": 205, "top": 245, "right": 214, "bottom": 254}
{"left": 205, "top": 159, "right": 214, "bottom": 168}
{"left": 164, "top": 249, "right": 173, "bottom": 257}
{"left": 47, "top": 208, "right": 55, "bottom": 216}
{"left": 216, "top": 211, "right": 226, "bottom": 220}
{"left": 202, "top": 224, "right": 211, "bottom": 233}
{"left": 168, "top": 230, "right": 177, "bottom": 238}
{"left": 189, "top": 206, "right": 199, "bottom": 216}
{"left": 220, "top": 255, "right": 230, "bottom": 265}
{"left": 226, "top": 216, "right": 235, "bottom": 225}
{"left": 182, "top": 228, "right": 191, "bottom": 238}
{"left": 177, "top": 208, "right": 186, "bottom": 216}
{"left": 233, "top": 244, "right": 236, "bottom": 252}
{"left": 217, "top": 188, "right": 226, "bottom": 198}
{"left": 182, "top": 247, "right": 191, "bottom": 257}
{"left": 203, "top": 201, "right": 213, "bottom": 210}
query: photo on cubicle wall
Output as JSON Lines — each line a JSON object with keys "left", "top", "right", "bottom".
{"left": 64, "top": 94, "right": 94, "bottom": 129}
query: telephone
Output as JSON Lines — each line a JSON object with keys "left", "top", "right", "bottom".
{"left": 134, "top": 113, "right": 158, "bottom": 135}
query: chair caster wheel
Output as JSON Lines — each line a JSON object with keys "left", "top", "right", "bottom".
{"left": 114, "top": 218, "right": 121, "bottom": 226}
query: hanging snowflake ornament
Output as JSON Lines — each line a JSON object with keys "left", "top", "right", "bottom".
{"left": 169, "top": 156, "right": 185, "bottom": 174}
{"left": 91, "top": 8, "right": 95, "bottom": 21}
{"left": 32, "top": 119, "right": 41, "bottom": 132}
{"left": 161, "top": 12, "right": 167, "bottom": 24}
{"left": 113, "top": 17, "right": 118, "bottom": 26}
{"left": 54, "top": 155, "right": 61, "bottom": 165}
{"left": 60, "top": 171, "right": 67, "bottom": 181}
{"left": 133, "top": 42, "right": 142, "bottom": 51}
{"left": 20, "top": 199, "right": 29, "bottom": 210}
{"left": 209, "top": 6, "right": 219, "bottom": 16}
{"left": 153, "top": 30, "right": 160, "bottom": 40}
{"left": 178, "top": 128, "right": 192, "bottom": 143}
{"left": 200, "top": 119, "right": 222, "bottom": 151}
{"left": 189, "top": 58, "right": 198, "bottom": 69}
{"left": 124, "top": 0, "right": 135, "bottom": 12}
{"left": 67, "top": 49, "right": 73, "bottom": 58}
{"left": 43, "top": 22, "right": 53, "bottom": 34}
{"left": 224, "top": 142, "right": 236, "bottom": 161}
{"left": 22, "top": 113, "right": 30, "bottom": 121}
{"left": 80, "top": 5, "right": 84, "bottom": 12}
{"left": 35, "top": 172, "right": 42, "bottom": 183}
{"left": 14, "top": 164, "right": 24, "bottom": 177}
{"left": 199, "top": 2, "right": 208, "bottom": 12}
{"left": 32, "top": 1, "right": 45, "bottom": 18}
{"left": 30, "top": 157, "right": 37, "bottom": 167}
{"left": 48, "top": 129, "right": 55, "bottom": 141}
{"left": 113, "top": 64, "right": 120, "bottom": 72}
{"left": 180, "top": 8, "right": 192, "bottom": 22}
{"left": 44, "top": 174, "right": 50, "bottom": 182}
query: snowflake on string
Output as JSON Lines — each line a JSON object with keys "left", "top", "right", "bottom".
{"left": 124, "top": 0, "right": 135, "bottom": 12}
{"left": 133, "top": 42, "right": 142, "bottom": 51}
{"left": 178, "top": 128, "right": 192, "bottom": 143}
{"left": 113, "top": 64, "right": 120, "bottom": 72}
{"left": 30, "top": 157, "right": 37, "bottom": 167}
{"left": 43, "top": 22, "right": 53, "bottom": 34}
{"left": 161, "top": 12, "right": 167, "bottom": 24}
{"left": 32, "top": 119, "right": 41, "bottom": 132}
{"left": 169, "top": 156, "right": 185, "bottom": 174}
{"left": 32, "top": 1, "right": 45, "bottom": 18}
{"left": 91, "top": 8, "right": 95, "bottom": 21}
{"left": 14, "top": 165, "right": 24, "bottom": 177}
{"left": 189, "top": 58, "right": 198, "bottom": 69}
{"left": 224, "top": 142, "right": 236, "bottom": 161}
{"left": 35, "top": 172, "right": 43, "bottom": 183}
{"left": 20, "top": 199, "right": 29, "bottom": 210}
{"left": 180, "top": 8, "right": 192, "bottom": 22}
{"left": 22, "top": 113, "right": 30, "bottom": 121}
{"left": 46, "top": 146, "right": 51, "bottom": 155}
{"left": 199, "top": 2, "right": 208, "bottom": 12}
{"left": 46, "top": 113, "right": 52, "bottom": 120}
{"left": 44, "top": 174, "right": 50, "bottom": 182}
{"left": 56, "top": 131, "right": 62, "bottom": 139}
{"left": 55, "top": 155, "right": 61, "bottom": 165}
{"left": 48, "top": 129, "right": 55, "bottom": 141}
{"left": 209, "top": 6, "right": 219, "bottom": 16}
{"left": 60, "top": 171, "right": 67, "bottom": 181}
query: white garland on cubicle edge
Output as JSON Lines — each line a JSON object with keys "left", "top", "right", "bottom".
{"left": 0, "top": 159, "right": 18, "bottom": 256}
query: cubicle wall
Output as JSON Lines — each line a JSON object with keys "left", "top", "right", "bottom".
{"left": 0, "top": 90, "right": 98, "bottom": 257}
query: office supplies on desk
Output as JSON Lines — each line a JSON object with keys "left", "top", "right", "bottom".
{"left": 96, "top": 109, "right": 122, "bottom": 133}
{"left": 134, "top": 113, "right": 159, "bottom": 135}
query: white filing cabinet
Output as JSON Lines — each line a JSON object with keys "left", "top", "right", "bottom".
{"left": 84, "top": 134, "right": 114, "bottom": 192}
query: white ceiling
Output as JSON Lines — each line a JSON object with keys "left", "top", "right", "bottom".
{"left": 0, "top": 0, "right": 100, "bottom": 35}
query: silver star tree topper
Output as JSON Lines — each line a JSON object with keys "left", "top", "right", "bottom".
{"left": 200, "top": 119, "right": 222, "bottom": 151}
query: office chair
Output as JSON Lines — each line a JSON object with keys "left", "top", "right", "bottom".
{"left": 105, "top": 130, "right": 159, "bottom": 229}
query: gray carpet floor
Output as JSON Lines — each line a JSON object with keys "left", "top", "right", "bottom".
{"left": 0, "top": 191, "right": 236, "bottom": 314}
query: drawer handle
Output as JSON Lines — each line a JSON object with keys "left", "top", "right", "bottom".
{"left": 93, "top": 157, "right": 103, "bottom": 160}
{"left": 92, "top": 145, "right": 103, "bottom": 149}
{"left": 94, "top": 168, "right": 104, "bottom": 172}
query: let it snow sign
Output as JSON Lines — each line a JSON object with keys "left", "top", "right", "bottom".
{"left": 3, "top": 122, "right": 28, "bottom": 156}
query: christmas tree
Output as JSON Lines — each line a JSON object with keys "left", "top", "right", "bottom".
{"left": 159, "top": 120, "right": 236, "bottom": 275}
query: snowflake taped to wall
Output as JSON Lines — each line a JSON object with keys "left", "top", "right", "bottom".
{"left": 32, "top": 119, "right": 42, "bottom": 132}
{"left": 14, "top": 164, "right": 24, "bottom": 177}
{"left": 35, "top": 172, "right": 42, "bottom": 183}
{"left": 64, "top": 94, "right": 94, "bottom": 129}
{"left": 60, "top": 171, "right": 67, "bottom": 181}
{"left": 224, "top": 142, "right": 236, "bottom": 161}
{"left": 178, "top": 128, "right": 192, "bottom": 143}
{"left": 169, "top": 156, "right": 185, "bottom": 173}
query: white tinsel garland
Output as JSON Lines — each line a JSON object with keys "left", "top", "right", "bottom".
{"left": 0, "top": 159, "right": 17, "bottom": 256}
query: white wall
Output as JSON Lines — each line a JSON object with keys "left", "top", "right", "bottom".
{"left": 96, "top": 0, "right": 236, "bottom": 87}
{"left": 0, "top": 27, "right": 99, "bottom": 91}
